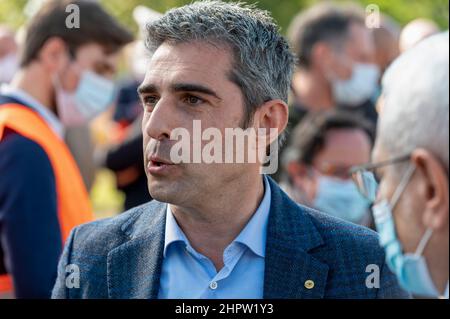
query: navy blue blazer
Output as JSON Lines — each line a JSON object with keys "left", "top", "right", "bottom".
{"left": 52, "top": 177, "right": 409, "bottom": 299}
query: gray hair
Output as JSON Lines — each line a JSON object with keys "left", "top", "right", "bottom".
{"left": 145, "top": 0, "right": 295, "bottom": 127}
{"left": 379, "top": 31, "right": 449, "bottom": 173}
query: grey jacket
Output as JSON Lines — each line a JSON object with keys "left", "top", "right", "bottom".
{"left": 52, "top": 177, "right": 409, "bottom": 299}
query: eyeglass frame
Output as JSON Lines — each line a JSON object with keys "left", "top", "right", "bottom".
{"left": 349, "top": 153, "right": 412, "bottom": 202}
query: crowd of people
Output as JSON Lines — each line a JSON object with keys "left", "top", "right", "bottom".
{"left": 0, "top": 0, "right": 448, "bottom": 300}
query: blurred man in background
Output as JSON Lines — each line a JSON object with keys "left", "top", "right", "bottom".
{"left": 0, "top": 0, "right": 132, "bottom": 298}
{"left": 99, "top": 5, "right": 161, "bottom": 210}
{"left": 372, "top": 15, "right": 400, "bottom": 77}
{"left": 0, "top": 25, "right": 18, "bottom": 84}
{"left": 281, "top": 110, "right": 375, "bottom": 227}
{"left": 288, "top": 3, "right": 379, "bottom": 128}
{"left": 399, "top": 18, "right": 440, "bottom": 53}
{"left": 371, "top": 14, "right": 400, "bottom": 106}
{"left": 351, "top": 32, "right": 449, "bottom": 298}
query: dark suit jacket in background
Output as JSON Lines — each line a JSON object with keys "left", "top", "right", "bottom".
{"left": 52, "top": 177, "right": 409, "bottom": 299}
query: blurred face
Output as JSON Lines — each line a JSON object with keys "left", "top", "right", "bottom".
{"left": 58, "top": 42, "right": 119, "bottom": 92}
{"left": 0, "top": 29, "right": 17, "bottom": 59}
{"left": 139, "top": 41, "right": 259, "bottom": 206}
{"left": 373, "top": 28, "right": 400, "bottom": 75}
{"left": 290, "top": 128, "right": 371, "bottom": 203}
{"left": 324, "top": 22, "right": 376, "bottom": 80}
{"left": 0, "top": 29, "right": 18, "bottom": 83}
{"left": 27, "top": 37, "right": 121, "bottom": 119}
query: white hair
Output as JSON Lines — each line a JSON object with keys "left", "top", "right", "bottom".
{"left": 379, "top": 31, "right": 449, "bottom": 172}
{"left": 399, "top": 18, "right": 440, "bottom": 52}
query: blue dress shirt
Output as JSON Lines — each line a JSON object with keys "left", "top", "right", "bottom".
{"left": 158, "top": 176, "right": 271, "bottom": 299}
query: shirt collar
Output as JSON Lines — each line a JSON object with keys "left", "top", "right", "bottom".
{"left": 0, "top": 84, "right": 64, "bottom": 139}
{"left": 163, "top": 204, "right": 190, "bottom": 258}
{"left": 163, "top": 175, "right": 272, "bottom": 258}
{"left": 233, "top": 175, "right": 271, "bottom": 257}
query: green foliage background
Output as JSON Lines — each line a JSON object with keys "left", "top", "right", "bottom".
{"left": 1, "top": 0, "right": 448, "bottom": 35}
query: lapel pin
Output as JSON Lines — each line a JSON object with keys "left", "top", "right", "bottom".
{"left": 304, "top": 279, "right": 315, "bottom": 289}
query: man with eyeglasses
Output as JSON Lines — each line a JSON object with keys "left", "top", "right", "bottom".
{"left": 350, "top": 32, "right": 449, "bottom": 299}
{"left": 281, "top": 110, "right": 375, "bottom": 227}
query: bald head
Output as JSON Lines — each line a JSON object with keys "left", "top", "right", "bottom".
{"left": 378, "top": 32, "right": 449, "bottom": 172}
{"left": 399, "top": 18, "right": 440, "bottom": 52}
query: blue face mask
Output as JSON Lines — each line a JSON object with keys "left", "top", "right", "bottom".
{"left": 372, "top": 164, "right": 440, "bottom": 298}
{"left": 56, "top": 70, "right": 116, "bottom": 127}
{"left": 314, "top": 176, "right": 370, "bottom": 223}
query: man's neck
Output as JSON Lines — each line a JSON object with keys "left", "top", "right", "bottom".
{"left": 10, "top": 64, "right": 55, "bottom": 112}
{"left": 170, "top": 174, "right": 265, "bottom": 271}
{"left": 292, "top": 68, "right": 334, "bottom": 111}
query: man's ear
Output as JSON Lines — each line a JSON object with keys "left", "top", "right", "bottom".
{"left": 254, "top": 99, "right": 288, "bottom": 149}
{"left": 37, "top": 37, "right": 69, "bottom": 73}
{"left": 411, "top": 149, "right": 449, "bottom": 231}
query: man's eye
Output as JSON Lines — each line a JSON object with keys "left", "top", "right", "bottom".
{"left": 142, "top": 96, "right": 159, "bottom": 108}
{"left": 183, "top": 95, "right": 204, "bottom": 106}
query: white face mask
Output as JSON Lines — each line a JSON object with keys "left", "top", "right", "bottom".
{"left": 331, "top": 62, "right": 380, "bottom": 107}
{"left": 55, "top": 70, "right": 116, "bottom": 127}
{"left": 0, "top": 53, "right": 18, "bottom": 84}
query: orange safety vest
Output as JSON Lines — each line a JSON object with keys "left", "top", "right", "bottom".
{"left": 0, "top": 103, "right": 93, "bottom": 296}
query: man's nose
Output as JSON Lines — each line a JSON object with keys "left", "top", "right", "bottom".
{"left": 143, "top": 99, "right": 173, "bottom": 141}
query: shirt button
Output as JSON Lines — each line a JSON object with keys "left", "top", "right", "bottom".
{"left": 209, "top": 281, "right": 218, "bottom": 290}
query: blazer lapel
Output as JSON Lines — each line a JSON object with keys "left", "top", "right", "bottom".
{"left": 106, "top": 179, "right": 329, "bottom": 299}
{"left": 107, "top": 202, "right": 167, "bottom": 299}
{"left": 264, "top": 177, "right": 329, "bottom": 299}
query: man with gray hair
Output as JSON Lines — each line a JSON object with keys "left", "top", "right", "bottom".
{"left": 52, "top": 0, "right": 407, "bottom": 299}
{"left": 351, "top": 32, "right": 449, "bottom": 298}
